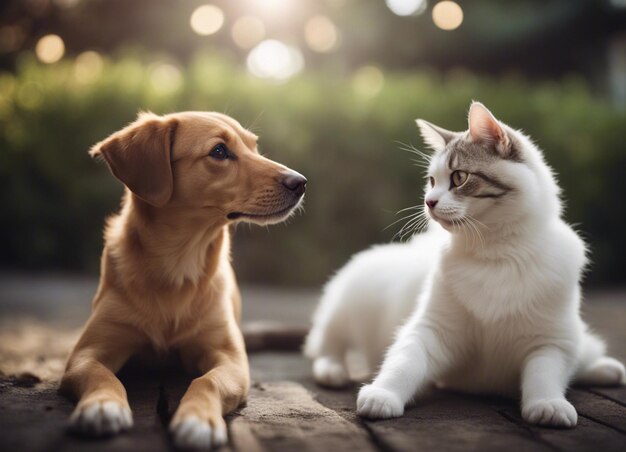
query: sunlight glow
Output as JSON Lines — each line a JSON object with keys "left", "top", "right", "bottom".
{"left": 73, "top": 51, "right": 104, "bottom": 83}
{"left": 352, "top": 66, "right": 384, "bottom": 98}
{"left": 35, "top": 34, "right": 65, "bottom": 64}
{"left": 258, "top": 0, "right": 295, "bottom": 15}
{"left": 232, "top": 16, "right": 265, "bottom": 49}
{"left": 190, "top": 4, "right": 224, "bottom": 36}
{"left": 150, "top": 63, "right": 183, "bottom": 94}
{"left": 247, "top": 40, "right": 303, "bottom": 82}
{"left": 386, "top": 0, "right": 427, "bottom": 16}
{"left": 432, "top": 1, "right": 463, "bottom": 31}
{"left": 304, "top": 16, "right": 339, "bottom": 53}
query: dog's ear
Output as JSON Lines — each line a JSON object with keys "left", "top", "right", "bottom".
{"left": 90, "top": 113, "right": 178, "bottom": 207}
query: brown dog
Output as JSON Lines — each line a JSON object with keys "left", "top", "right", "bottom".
{"left": 59, "top": 111, "right": 306, "bottom": 449}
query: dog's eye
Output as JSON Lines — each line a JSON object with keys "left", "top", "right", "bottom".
{"left": 450, "top": 170, "right": 468, "bottom": 188}
{"left": 208, "top": 144, "right": 230, "bottom": 160}
{"left": 429, "top": 176, "right": 435, "bottom": 187}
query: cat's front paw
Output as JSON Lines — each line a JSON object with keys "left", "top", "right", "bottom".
{"left": 69, "top": 399, "right": 133, "bottom": 436}
{"left": 522, "top": 398, "right": 577, "bottom": 428}
{"left": 357, "top": 385, "right": 404, "bottom": 419}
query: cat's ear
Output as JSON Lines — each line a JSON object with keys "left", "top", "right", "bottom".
{"left": 468, "top": 102, "right": 511, "bottom": 156}
{"left": 415, "top": 119, "right": 456, "bottom": 152}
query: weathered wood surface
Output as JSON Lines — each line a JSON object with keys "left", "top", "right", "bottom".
{"left": 0, "top": 276, "right": 625, "bottom": 451}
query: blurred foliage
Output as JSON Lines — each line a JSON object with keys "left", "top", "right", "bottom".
{"left": 1, "top": 53, "right": 625, "bottom": 287}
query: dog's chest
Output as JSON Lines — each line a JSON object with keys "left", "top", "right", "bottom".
{"left": 134, "top": 289, "right": 216, "bottom": 350}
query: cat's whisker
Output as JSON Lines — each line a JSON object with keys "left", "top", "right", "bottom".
{"left": 410, "top": 215, "right": 430, "bottom": 237}
{"left": 464, "top": 215, "right": 486, "bottom": 248}
{"left": 395, "top": 215, "right": 424, "bottom": 241}
{"left": 396, "top": 205, "right": 424, "bottom": 214}
{"left": 395, "top": 210, "right": 429, "bottom": 241}
{"left": 392, "top": 215, "right": 421, "bottom": 240}
{"left": 459, "top": 216, "right": 476, "bottom": 249}
{"left": 469, "top": 220, "right": 481, "bottom": 249}
{"left": 466, "top": 214, "right": 488, "bottom": 231}
{"left": 396, "top": 142, "right": 432, "bottom": 159}
{"left": 395, "top": 141, "right": 432, "bottom": 169}
{"left": 385, "top": 211, "right": 422, "bottom": 231}
{"left": 411, "top": 159, "right": 431, "bottom": 169}
{"left": 401, "top": 216, "right": 425, "bottom": 239}
{"left": 454, "top": 218, "right": 468, "bottom": 246}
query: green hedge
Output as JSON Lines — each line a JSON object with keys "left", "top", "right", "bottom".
{"left": 1, "top": 53, "right": 625, "bottom": 286}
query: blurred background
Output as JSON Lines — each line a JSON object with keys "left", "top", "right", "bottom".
{"left": 1, "top": 0, "right": 626, "bottom": 289}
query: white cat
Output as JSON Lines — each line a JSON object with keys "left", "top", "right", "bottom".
{"left": 305, "top": 102, "right": 625, "bottom": 427}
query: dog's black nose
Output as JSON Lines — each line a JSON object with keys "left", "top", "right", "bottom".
{"left": 282, "top": 172, "right": 307, "bottom": 197}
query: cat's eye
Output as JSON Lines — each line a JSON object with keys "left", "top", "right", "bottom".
{"left": 429, "top": 177, "right": 435, "bottom": 187}
{"left": 451, "top": 170, "right": 469, "bottom": 188}
{"left": 208, "top": 144, "right": 231, "bottom": 160}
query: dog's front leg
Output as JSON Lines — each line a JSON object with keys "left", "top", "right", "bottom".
{"left": 60, "top": 315, "right": 143, "bottom": 436}
{"left": 170, "top": 330, "right": 250, "bottom": 450}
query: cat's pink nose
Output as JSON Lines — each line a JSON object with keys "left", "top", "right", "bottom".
{"left": 426, "top": 199, "right": 438, "bottom": 209}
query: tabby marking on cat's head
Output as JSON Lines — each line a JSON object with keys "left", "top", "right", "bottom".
{"left": 416, "top": 102, "right": 560, "bottom": 233}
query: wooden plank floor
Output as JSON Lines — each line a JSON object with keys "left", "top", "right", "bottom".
{"left": 1, "top": 275, "right": 625, "bottom": 452}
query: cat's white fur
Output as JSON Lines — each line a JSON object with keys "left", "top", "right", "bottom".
{"left": 304, "top": 102, "right": 625, "bottom": 427}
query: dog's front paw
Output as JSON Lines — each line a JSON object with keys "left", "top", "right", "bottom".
{"left": 170, "top": 415, "right": 227, "bottom": 450}
{"left": 522, "top": 398, "right": 577, "bottom": 428}
{"left": 357, "top": 385, "right": 404, "bottom": 419}
{"left": 69, "top": 399, "right": 133, "bottom": 436}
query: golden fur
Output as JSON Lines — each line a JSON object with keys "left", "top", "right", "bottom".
{"left": 60, "top": 111, "right": 305, "bottom": 448}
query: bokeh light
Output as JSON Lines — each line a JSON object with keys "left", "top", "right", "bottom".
{"left": 35, "top": 34, "right": 65, "bottom": 64}
{"left": 247, "top": 40, "right": 304, "bottom": 82}
{"left": 432, "top": 1, "right": 463, "bottom": 31}
{"left": 149, "top": 63, "right": 183, "bottom": 94}
{"left": 386, "top": 0, "right": 427, "bottom": 16}
{"left": 190, "top": 4, "right": 224, "bottom": 36}
{"left": 304, "top": 16, "right": 339, "bottom": 53}
{"left": 352, "top": 65, "right": 384, "bottom": 98}
{"left": 16, "top": 81, "right": 44, "bottom": 110}
{"left": 232, "top": 16, "right": 265, "bottom": 49}
{"left": 73, "top": 51, "right": 104, "bottom": 84}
